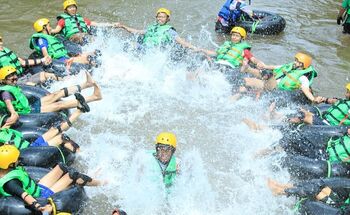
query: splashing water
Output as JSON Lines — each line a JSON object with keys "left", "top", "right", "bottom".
{"left": 48, "top": 30, "right": 296, "bottom": 214}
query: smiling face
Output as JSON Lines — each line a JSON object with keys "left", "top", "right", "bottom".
{"left": 156, "top": 144, "right": 174, "bottom": 164}
{"left": 3, "top": 73, "right": 18, "bottom": 86}
{"left": 156, "top": 12, "right": 169, "bottom": 25}
{"left": 66, "top": 5, "right": 77, "bottom": 16}
{"left": 230, "top": 32, "right": 242, "bottom": 43}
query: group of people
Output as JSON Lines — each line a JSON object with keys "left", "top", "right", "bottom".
{"left": 0, "top": 0, "right": 349, "bottom": 214}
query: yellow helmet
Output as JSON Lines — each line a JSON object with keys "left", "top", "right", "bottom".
{"left": 63, "top": 0, "right": 77, "bottom": 10}
{"left": 346, "top": 83, "right": 350, "bottom": 91}
{"left": 0, "top": 66, "right": 17, "bottom": 80}
{"left": 157, "top": 8, "right": 171, "bottom": 17}
{"left": 295, "top": 52, "right": 312, "bottom": 69}
{"left": 0, "top": 145, "right": 20, "bottom": 169}
{"left": 230, "top": 27, "right": 247, "bottom": 39}
{"left": 156, "top": 132, "right": 176, "bottom": 148}
{"left": 33, "top": 18, "right": 50, "bottom": 32}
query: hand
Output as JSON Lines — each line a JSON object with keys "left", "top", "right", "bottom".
{"left": 3, "top": 112, "right": 19, "bottom": 127}
{"left": 256, "top": 62, "right": 266, "bottom": 69}
{"left": 39, "top": 204, "right": 53, "bottom": 213}
{"left": 313, "top": 96, "right": 325, "bottom": 104}
{"left": 114, "top": 22, "right": 123, "bottom": 28}
{"left": 42, "top": 56, "right": 52, "bottom": 65}
{"left": 337, "top": 16, "right": 343, "bottom": 25}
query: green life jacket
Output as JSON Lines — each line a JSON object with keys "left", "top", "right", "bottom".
{"left": 57, "top": 13, "right": 89, "bottom": 39}
{"left": 149, "top": 150, "right": 177, "bottom": 187}
{"left": 323, "top": 99, "right": 350, "bottom": 126}
{"left": 273, "top": 63, "right": 317, "bottom": 91}
{"left": 143, "top": 23, "right": 175, "bottom": 47}
{"left": 327, "top": 135, "right": 350, "bottom": 163}
{"left": 0, "top": 85, "right": 31, "bottom": 114}
{"left": 0, "top": 128, "right": 30, "bottom": 150}
{"left": 29, "top": 33, "right": 68, "bottom": 60}
{"left": 216, "top": 41, "right": 251, "bottom": 68}
{"left": 0, "top": 47, "right": 23, "bottom": 75}
{"left": 0, "top": 167, "right": 40, "bottom": 197}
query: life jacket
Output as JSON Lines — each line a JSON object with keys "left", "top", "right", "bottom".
{"left": 323, "top": 99, "right": 350, "bottom": 126}
{"left": 273, "top": 63, "right": 317, "bottom": 91}
{"left": 0, "top": 167, "right": 40, "bottom": 197}
{"left": 0, "top": 85, "right": 31, "bottom": 114}
{"left": 216, "top": 41, "right": 251, "bottom": 68}
{"left": 327, "top": 135, "right": 350, "bottom": 163}
{"left": 57, "top": 13, "right": 89, "bottom": 39}
{"left": 218, "top": 0, "right": 244, "bottom": 24}
{"left": 142, "top": 23, "right": 175, "bottom": 48}
{"left": 149, "top": 150, "right": 177, "bottom": 187}
{"left": 0, "top": 47, "right": 23, "bottom": 76}
{"left": 29, "top": 33, "right": 68, "bottom": 60}
{"left": 0, "top": 128, "right": 30, "bottom": 150}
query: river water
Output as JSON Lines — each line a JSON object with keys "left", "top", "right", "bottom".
{"left": 0, "top": 0, "right": 350, "bottom": 214}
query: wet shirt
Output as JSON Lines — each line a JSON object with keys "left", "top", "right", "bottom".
{"left": 35, "top": 38, "right": 68, "bottom": 62}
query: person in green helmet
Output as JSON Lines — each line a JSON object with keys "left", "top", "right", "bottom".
{"left": 0, "top": 66, "right": 101, "bottom": 127}
{"left": 115, "top": 8, "right": 200, "bottom": 51}
{"left": 0, "top": 145, "right": 104, "bottom": 214}
{"left": 337, "top": 0, "right": 350, "bottom": 34}
{"left": 51, "top": 0, "right": 118, "bottom": 45}
{"left": 0, "top": 35, "right": 59, "bottom": 85}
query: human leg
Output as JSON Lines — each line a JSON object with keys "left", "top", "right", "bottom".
{"left": 40, "top": 71, "right": 94, "bottom": 105}
{"left": 267, "top": 178, "right": 293, "bottom": 195}
{"left": 40, "top": 82, "right": 101, "bottom": 113}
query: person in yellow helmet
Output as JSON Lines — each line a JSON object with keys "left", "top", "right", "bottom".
{"left": 0, "top": 145, "right": 105, "bottom": 214}
{"left": 0, "top": 67, "right": 102, "bottom": 127}
{"left": 51, "top": 0, "right": 118, "bottom": 45}
{"left": 232, "top": 52, "right": 321, "bottom": 103}
{"left": 115, "top": 8, "right": 200, "bottom": 51}
{"left": 0, "top": 35, "right": 59, "bottom": 85}
{"left": 198, "top": 26, "right": 269, "bottom": 84}
{"left": 31, "top": 18, "right": 101, "bottom": 72}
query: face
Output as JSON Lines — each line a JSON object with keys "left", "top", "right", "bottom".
{"left": 346, "top": 89, "right": 350, "bottom": 99}
{"left": 156, "top": 144, "right": 173, "bottom": 164}
{"left": 293, "top": 58, "right": 304, "bottom": 69}
{"left": 231, "top": 32, "right": 242, "bottom": 43}
{"left": 43, "top": 23, "right": 52, "bottom": 34}
{"left": 156, "top": 12, "right": 169, "bottom": 25}
{"left": 4, "top": 73, "right": 18, "bottom": 86}
{"left": 66, "top": 5, "right": 77, "bottom": 15}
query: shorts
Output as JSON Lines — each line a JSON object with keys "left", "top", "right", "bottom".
{"left": 215, "top": 19, "right": 232, "bottom": 34}
{"left": 30, "top": 99, "right": 41, "bottom": 113}
{"left": 17, "top": 73, "right": 41, "bottom": 85}
{"left": 31, "top": 136, "right": 49, "bottom": 147}
{"left": 38, "top": 183, "right": 54, "bottom": 198}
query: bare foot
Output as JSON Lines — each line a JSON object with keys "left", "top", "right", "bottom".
{"left": 267, "top": 178, "right": 287, "bottom": 195}
{"left": 84, "top": 71, "right": 95, "bottom": 88}
{"left": 242, "top": 118, "right": 265, "bottom": 132}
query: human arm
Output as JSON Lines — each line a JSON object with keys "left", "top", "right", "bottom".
{"left": 337, "top": 2, "right": 347, "bottom": 24}
{"left": 114, "top": 22, "right": 146, "bottom": 34}
{"left": 50, "top": 19, "right": 64, "bottom": 35}
{"left": 1, "top": 92, "right": 19, "bottom": 128}
{"left": 175, "top": 36, "right": 200, "bottom": 51}
{"left": 3, "top": 180, "right": 52, "bottom": 213}
{"left": 18, "top": 56, "right": 51, "bottom": 67}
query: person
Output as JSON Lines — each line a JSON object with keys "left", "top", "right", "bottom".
{"left": 0, "top": 106, "right": 89, "bottom": 152}
{"left": 115, "top": 8, "right": 199, "bottom": 51}
{"left": 0, "top": 66, "right": 101, "bottom": 127}
{"left": 233, "top": 52, "right": 321, "bottom": 102}
{"left": 337, "top": 0, "right": 350, "bottom": 34}
{"left": 267, "top": 178, "right": 350, "bottom": 214}
{"left": 0, "top": 35, "right": 58, "bottom": 85}
{"left": 30, "top": 18, "right": 100, "bottom": 71}
{"left": 0, "top": 144, "right": 104, "bottom": 214}
{"left": 146, "top": 132, "right": 180, "bottom": 188}
{"left": 51, "top": 0, "right": 118, "bottom": 45}
{"left": 199, "top": 27, "right": 268, "bottom": 83}
{"left": 215, "top": 0, "right": 254, "bottom": 33}
{"left": 289, "top": 83, "right": 350, "bottom": 126}
{"left": 112, "top": 208, "right": 127, "bottom": 215}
